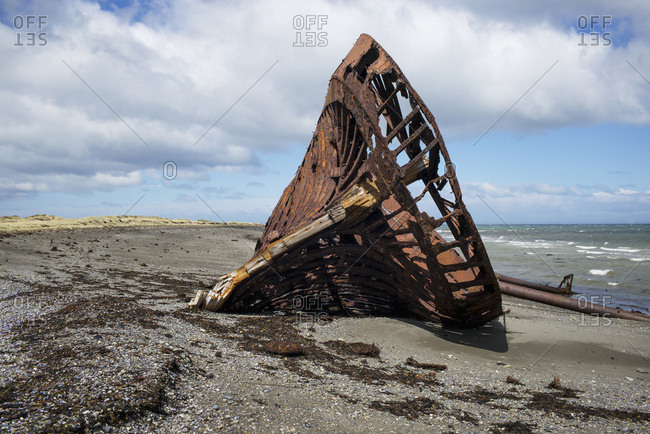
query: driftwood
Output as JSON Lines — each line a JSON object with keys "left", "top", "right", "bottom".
{"left": 190, "top": 34, "right": 503, "bottom": 328}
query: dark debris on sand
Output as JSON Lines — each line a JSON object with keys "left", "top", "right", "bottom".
{"left": 405, "top": 357, "right": 447, "bottom": 371}
{"left": 489, "top": 420, "right": 537, "bottom": 433}
{"left": 324, "top": 339, "right": 380, "bottom": 358}
{"left": 369, "top": 396, "right": 441, "bottom": 420}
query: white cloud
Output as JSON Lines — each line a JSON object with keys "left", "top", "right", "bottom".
{"left": 462, "top": 181, "right": 650, "bottom": 223}
{"left": 5, "top": 171, "right": 142, "bottom": 197}
{"left": 593, "top": 188, "right": 647, "bottom": 202}
{"left": 0, "top": 0, "right": 649, "bottom": 206}
{"left": 91, "top": 171, "right": 142, "bottom": 188}
{"left": 466, "top": 182, "right": 580, "bottom": 198}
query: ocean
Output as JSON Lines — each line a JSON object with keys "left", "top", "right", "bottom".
{"left": 437, "top": 224, "right": 650, "bottom": 314}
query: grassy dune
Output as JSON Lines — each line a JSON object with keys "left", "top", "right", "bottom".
{"left": 0, "top": 214, "right": 263, "bottom": 234}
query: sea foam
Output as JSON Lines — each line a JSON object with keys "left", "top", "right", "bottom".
{"left": 600, "top": 247, "right": 640, "bottom": 253}
{"left": 589, "top": 269, "right": 611, "bottom": 276}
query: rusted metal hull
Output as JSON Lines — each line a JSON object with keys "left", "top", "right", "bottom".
{"left": 191, "top": 34, "right": 503, "bottom": 328}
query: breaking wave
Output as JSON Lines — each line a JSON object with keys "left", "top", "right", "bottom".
{"left": 589, "top": 269, "right": 612, "bottom": 276}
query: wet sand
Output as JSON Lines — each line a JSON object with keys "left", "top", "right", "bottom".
{"left": 0, "top": 225, "right": 648, "bottom": 432}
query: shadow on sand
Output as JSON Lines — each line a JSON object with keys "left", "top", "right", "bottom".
{"left": 396, "top": 317, "right": 509, "bottom": 353}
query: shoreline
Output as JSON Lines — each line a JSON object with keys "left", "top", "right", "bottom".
{"left": 1, "top": 225, "right": 648, "bottom": 432}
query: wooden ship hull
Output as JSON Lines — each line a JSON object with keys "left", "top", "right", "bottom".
{"left": 190, "top": 34, "right": 504, "bottom": 328}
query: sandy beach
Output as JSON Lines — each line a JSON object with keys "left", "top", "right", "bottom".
{"left": 0, "top": 224, "right": 648, "bottom": 432}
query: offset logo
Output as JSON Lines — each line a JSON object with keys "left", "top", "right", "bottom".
{"left": 577, "top": 15, "right": 612, "bottom": 46}
{"left": 13, "top": 15, "right": 48, "bottom": 46}
{"left": 163, "top": 161, "right": 177, "bottom": 180}
{"left": 293, "top": 15, "right": 328, "bottom": 47}
{"left": 293, "top": 294, "right": 329, "bottom": 324}
{"left": 576, "top": 295, "right": 612, "bottom": 327}
{"left": 444, "top": 161, "right": 456, "bottom": 179}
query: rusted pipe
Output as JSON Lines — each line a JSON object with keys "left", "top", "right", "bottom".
{"left": 497, "top": 274, "right": 573, "bottom": 295}
{"left": 499, "top": 281, "right": 650, "bottom": 323}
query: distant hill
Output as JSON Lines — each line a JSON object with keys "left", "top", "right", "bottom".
{"left": 0, "top": 215, "right": 263, "bottom": 234}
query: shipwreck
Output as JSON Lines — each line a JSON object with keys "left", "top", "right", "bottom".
{"left": 190, "top": 34, "right": 502, "bottom": 328}
{"left": 190, "top": 34, "right": 650, "bottom": 327}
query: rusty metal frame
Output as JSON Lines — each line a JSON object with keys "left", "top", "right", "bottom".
{"left": 190, "top": 34, "right": 503, "bottom": 328}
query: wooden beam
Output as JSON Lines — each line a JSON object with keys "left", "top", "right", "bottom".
{"left": 190, "top": 179, "right": 382, "bottom": 311}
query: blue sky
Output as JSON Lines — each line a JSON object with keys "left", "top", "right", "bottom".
{"left": 1, "top": 0, "right": 649, "bottom": 224}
